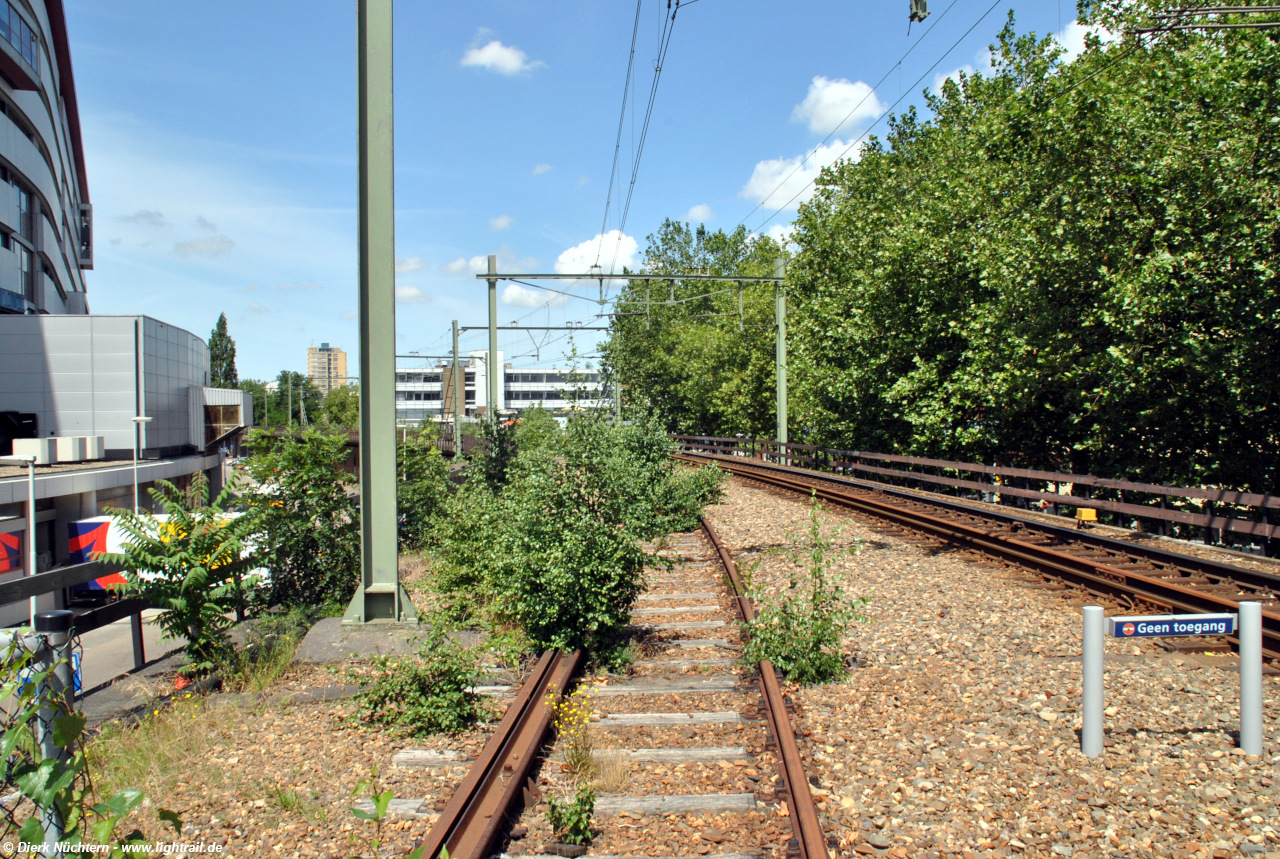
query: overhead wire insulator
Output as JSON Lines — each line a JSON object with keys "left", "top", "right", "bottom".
{"left": 910, "top": 0, "right": 930, "bottom": 22}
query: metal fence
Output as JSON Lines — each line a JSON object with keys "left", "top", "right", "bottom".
{"left": 674, "top": 435, "right": 1280, "bottom": 551}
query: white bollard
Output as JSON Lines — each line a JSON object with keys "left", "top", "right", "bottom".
{"left": 1082, "top": 606, "right": 1105, "bottom": 758}
{"left": 1238, "top": 601, "right": 1263, "bottom": 757}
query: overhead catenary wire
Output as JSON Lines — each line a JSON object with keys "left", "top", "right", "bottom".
{"left": 749, "top": 0, "right": 1008, "bottom": 235}
{"left": 595, "top": 0, "right": 646, "bottom": 269}
{"left": 606, "top": 0, "right": 685, "bottom": 280}
{"left": 734, "top": 0, "right": 965, "bottom": 232}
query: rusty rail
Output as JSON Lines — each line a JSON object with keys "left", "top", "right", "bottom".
{"left": 686, "top": 454, "right": 1280, "bottom": 662}
{"left": 417, "top": 648, "right": 582, "bottom": 859}
{"left": 702, "top": 517, "right": 829, "bottom": 859}
{"left": 674, "top": 435, "right": 1280, "bottom": 542}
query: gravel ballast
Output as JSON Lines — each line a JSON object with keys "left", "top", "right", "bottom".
{"left": 704, "top": 479, "right": 1280, "bottom": 859}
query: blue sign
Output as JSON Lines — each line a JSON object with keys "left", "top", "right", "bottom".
{"left": 1108, "top": 613, "right": 1236, "bottom": 638}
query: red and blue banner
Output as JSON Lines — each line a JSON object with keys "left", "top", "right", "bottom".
{"left": 68, "top": 518, "right": 127, "bottom": 591}
{"left": 0, "top": 532, "right": 21, "bottom": 572}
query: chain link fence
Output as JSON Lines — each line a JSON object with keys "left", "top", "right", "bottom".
{"left": 1, "top": 620, "right": 85, "bottom": 854}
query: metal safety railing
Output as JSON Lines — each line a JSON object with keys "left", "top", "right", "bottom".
{"left": 674, "top": 435, "right": 1280, "bottom": 549}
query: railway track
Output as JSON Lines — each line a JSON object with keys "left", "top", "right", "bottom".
{"left": 408, "top": 526, "right": 830, "bottom": 859}
{"left": 677, "top": 451, "right": 1280, "bottom": 663}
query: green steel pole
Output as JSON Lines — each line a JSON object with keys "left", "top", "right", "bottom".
{"left": 452, "top": 319, "right": 462, "bottom": 453}
{"left": 346, "top": 0, "right": 415, "bottom": 624}
{"left": 775, "top": 257, "right": 787, "bottom": 456}
{"left": 488, "top": 254, "right": 499, "bottom": 417}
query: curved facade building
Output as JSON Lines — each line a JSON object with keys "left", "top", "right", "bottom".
{"left": 0, "top": 0, "right": 90, "bottom": 316}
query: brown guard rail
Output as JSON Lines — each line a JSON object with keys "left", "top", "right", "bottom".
{"left": 675, "top": 436, "right": 1280, "bottom": 545}
{"left": 689, "top": 457, "right": 1280, "bottom": 663}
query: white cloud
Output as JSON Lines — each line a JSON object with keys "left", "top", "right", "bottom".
{"left": 501, "top": 283, "right": 564, "bottom": 308}
{"left": 444, "top": 255, "right": 488, "bottom": 275}
{"left": 740, "top": 139, "right": 860, "bottom": 212}
{"left": 395, "top": 285, "right": 430, "bottom": 304}
{"left": 555, "top": 230, "right": 638, "bottom": 275}
{"left": 684, "top": 204, "right": 712, "bottom": 223}
{"left": 195, "top": 215, "right": 217, "bottom": 232}
{"left": 122, "top": 209, "right": 168, "bottom": 227}
{"left": 792, "top": 76, "right": 886, "bottom": 135}
{"left": 461, "top": 39, "right": 545, "bottom": 75}
{"left": 932, "top": 20, "right": 1116, "bottom": 95}
{"left": 274, "top": 281, "right": 321, "bottom": 291}
{"left": 248, "top": 301, "right": 271, "bottom": 314}
{"left": 932, "top": 63, "right": 980, "bottom": 95}
{"left": 532, "top": 163, "right": 552, "bottom": 175}
{"left": 490, "top": 214, "right": 513, "bottom": 231}
{"left": 395, "top": 256, "right": 426, "bottom": 272}
{"left": 174, "top": 234, "right": 235, "bottom": 257}
{"left": 444, "top": 248, "right": 537, "bottom": 276}
{"left": 340, "top": 309, "right": 358, "bottom": 320}
{"left": 1055, "top": 20, "right": 1117, "bottom": 63}
{"left": 82, "top": 110, "right": 362, "bottom": 380}
{"left": 767, "top": 224, "right": 796, "bottom": 246}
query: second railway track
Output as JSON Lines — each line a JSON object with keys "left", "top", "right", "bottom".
{"left": 676, "top": 450, "right": 1280, "bottom": 663}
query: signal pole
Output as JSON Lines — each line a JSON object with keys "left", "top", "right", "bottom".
{"left": 487, "top": 255, "right": 500, "bottom": 417}
{"left": 346, "top": 0, "right": 415, "bottom": 624}
{"left": 775, "top": 257, "right": 787, "bottom": 450}
{"left": 452, "top": 319, "right": 462, "bottom": 452}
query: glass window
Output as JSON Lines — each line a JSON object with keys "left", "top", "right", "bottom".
{"left": 18, "top": 244, "right": 32, "bottom": 301}
{"left": 0, "top": 7, "right": 9, "bottom": 44}
{"left": 15, "top": 184, "right": 30, "bottom": 240}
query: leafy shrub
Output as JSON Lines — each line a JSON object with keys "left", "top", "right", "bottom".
{"left": 513, "top": 406, "right": 561, "bottom": 453}
{"left": 547, "top": 784, "right": 595, "bottom": 846}
{"left": 2, "top": 638, "right": 182, "bottom": 853}
{"left": 397, "top": 439, "right": 448, "bottom": 551}
{"left": 740, "top": 495, "right": 869, "bottom": 684}
{"left": 99, "top": 472, "right": 256, "bottom": 675}
{"left": 471, "top": 415, "right": 519, "bottom": 491}
{"left": 433, "top": 412, "right": 725, "bottom": 659}
{"left": 241, "top": 428, "right": 360, "bottom": 610}
{"left": 353, "top": 627, "right": 488, "bottom": 736}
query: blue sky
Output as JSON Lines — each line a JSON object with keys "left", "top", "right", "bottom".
{"left": 67, "top": 1, "right": 1089, "bottom": 381}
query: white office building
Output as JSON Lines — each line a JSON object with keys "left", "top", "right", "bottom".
{"left": 396, "top": 350, "right": 607, "bottom": 425}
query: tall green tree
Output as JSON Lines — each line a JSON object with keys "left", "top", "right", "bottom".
{"left": 786, "top": 5, "right": 1280, "bottom": 492}
{"left": 603, "top": 220, "right": 784, "bottom": 436}
{"left": 239, "top": 379, "right": 268, "bottom": 427}
{"left": 209, "top": 313, "right": 238, "bottom": 388}
{"left": 265, "top": 371, "right": 323, "bottom": 429}
{"left": 322, "top": 383, "right": 360, "bottom": 430}
{"left": 609, "top": 3, "right": 1280, "bottom": 494}
{"left": 242, "top": 428, "right": 359, "bottom": 609}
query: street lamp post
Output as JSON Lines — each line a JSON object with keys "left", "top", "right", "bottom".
{"left": 132, "top": 416, "right": 153, "bottom": 514}
{"left": 1, "top": 453, "right": 38, "bottom": 625}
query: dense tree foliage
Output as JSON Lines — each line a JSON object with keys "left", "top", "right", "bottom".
{"left": 209, "top": 313, "right": 238, "bottom": 388}
{"left": 610, "top": 3, "right": 1280, "bottom": 492}
{"left": 241, "top": 429, "right": 360, "bottom": 609}
{"left": 603, "top": 220, "right": 785, "bottom": 437}
{"left": 397, "top": 438, "right": 448, "bottom": 551}
{"left": 322, "top": 383, "right": 360, "bottom": 430}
